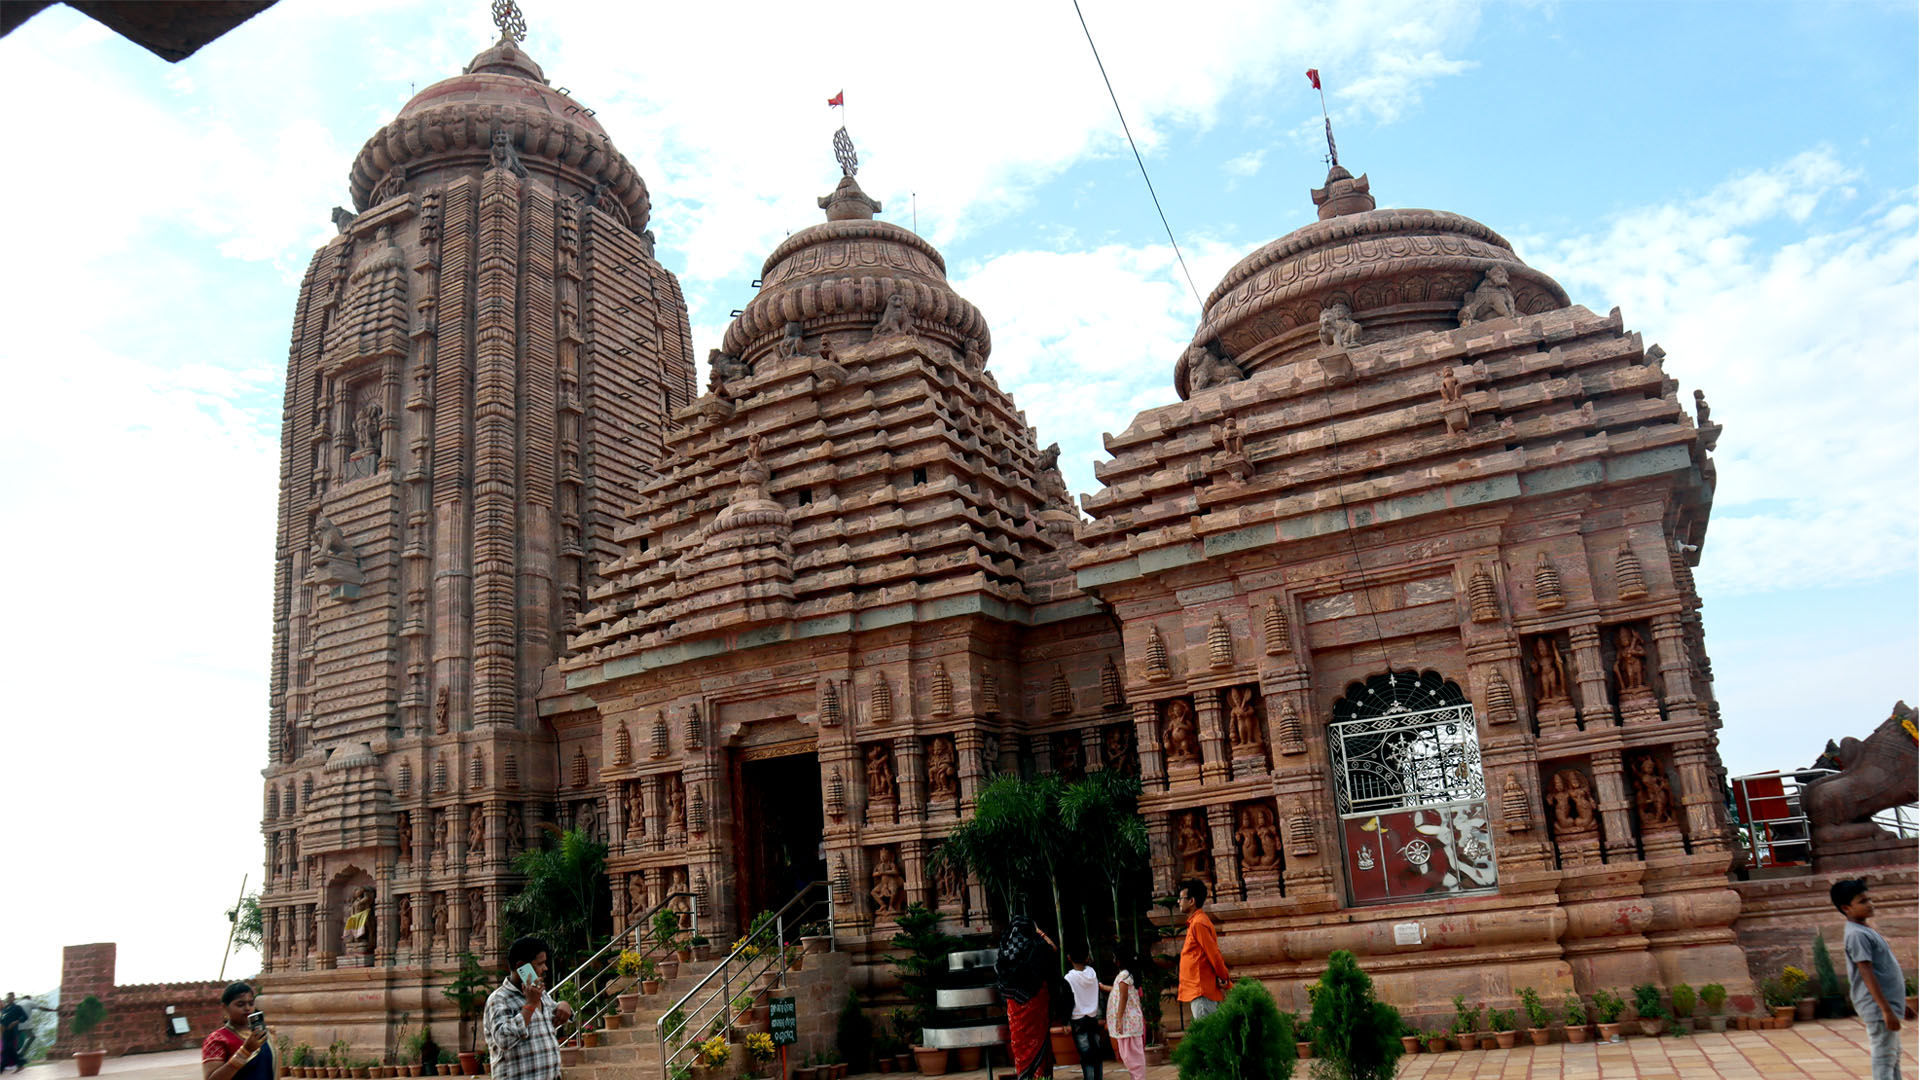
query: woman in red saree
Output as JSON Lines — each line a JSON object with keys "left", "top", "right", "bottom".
{"left": 995, "top": 915, "right": 1057, "bottom": 1080}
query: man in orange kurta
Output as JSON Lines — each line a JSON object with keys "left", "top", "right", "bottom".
{"left": 1177, "top": 879, "right": 1231, "bottom": 1020}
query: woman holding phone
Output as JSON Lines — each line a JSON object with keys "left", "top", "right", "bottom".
{"left": 202, "top": 983, "right": 274, "bottom": 1080}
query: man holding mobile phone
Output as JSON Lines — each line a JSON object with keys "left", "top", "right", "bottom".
{"left": 486, "top": 938, "right": 572, "bottom": 1080}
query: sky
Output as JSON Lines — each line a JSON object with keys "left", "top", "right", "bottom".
{"left": 0, "top": 0, "right": 1913, "bottom": 994}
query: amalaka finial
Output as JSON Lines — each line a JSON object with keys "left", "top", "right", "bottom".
{"left": 491, "top": 0, "right": 527, "bottom": 42}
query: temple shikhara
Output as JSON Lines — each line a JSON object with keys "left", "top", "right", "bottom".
{"left": 248, "top": 9, "right": 1916, "bottom": 1059}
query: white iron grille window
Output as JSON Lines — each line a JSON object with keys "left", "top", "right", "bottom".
{"left": 1329, "top": 704, "right": 1485, "bottom": 816}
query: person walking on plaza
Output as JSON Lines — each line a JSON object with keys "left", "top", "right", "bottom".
{"left": 1064, "top": 951, "right": 1104, "bottom": 1080}
{"left": 201, "top": 983, "right": 274, "bottom": 1080}
{"left": 1, "top": 994, "right": 25, "bottom": 1074}
{"left": 994, "top": 915, "right": 1058, "bottom": 1080}
{"left": 1177, "top": 879, "right": 1230, "bottom": 1023}
{"left": 1104, "top": 955, "right": 1147, "bottom": 1080}
{"left": 1835, "top": 878, "right": 1907, "bottom": 1080}
{"left": 486, "top": 937, "right": 574, "bottom": 1080}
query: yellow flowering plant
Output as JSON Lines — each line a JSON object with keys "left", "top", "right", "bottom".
{"left": 615, "top": 950, "right": 644, "bottom": 977}
{"left": 697, "top": 1036, "right": 731, "bottom": 1068}
{"left": 1780, "top": 966, "right": 1809, "bottom": 996}
{"left": 745, "top": 1033, "right": 776, "bottom": 1064}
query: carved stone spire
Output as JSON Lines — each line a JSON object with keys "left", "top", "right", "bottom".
{"left": 613, "top": 722, "right": 632, "bottom": 766}
{"left": 931, "top": 664, "right": 954, "bottom": 716}
{"left": 1485, "top": 670, "right": 1518, "bottom": 725}
{"left": 1615, "top": 544, "right": 1648, "bottom": 600}
{"left": 820, "top": 681, "right": 842, "bottom": 727}
{"left": 651, "top": 711, "right": 670, "bottom": 757}
{"left": 1276, "top": 699, "right": 1307, "bottom": 756}
{"left": 1100, "top": 656, "right": 1125, "bottom": 709}
{"left": 870, "top": 676, "right": 893, "bottom": 724}
{"left": 1501, "top": 774, "right": 1532, "bottom": 833}
{"left": 1263, "top": 595, "right": 1292, "bottom": 655}
{"left": 1534, "top": 552, "right": 1565, "bottom": 611}
{"left": 1145, "top": 625, "right": 1171, "bottom": 681}
{"left": 1049, "top": 665, "right": 1074, "bottom": 717}
{"left": 1468, "top": 564, "right": 1501, "bottom": 623}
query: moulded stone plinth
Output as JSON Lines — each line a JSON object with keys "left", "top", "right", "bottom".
{"left": 1231, "top": 755, "right": 1268, "bottom": 782}
{"left": 1535, "top": 701, "right": 1579, "bottom": 737}
{"left": 1619, "top": 692, "right": 1661, "bottom": 724}
{"left": 1640, "top": 825, "right": 1686, "bottom": 859}
{"left": 1555, "top": 831, "right": 1603, "bottom": 867}
{"left": 866, "top": 797, "right": 898, "bottom": 826}
{"left": 1165, "top": 761, "right": 1203, "bottom": 788}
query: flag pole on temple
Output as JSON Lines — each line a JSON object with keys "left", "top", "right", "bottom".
{"left": 828, "top": 89, "right": 858, "bottom": 177}
{"left": 1306, "top": 68, "right": 1338, "bottom": 168}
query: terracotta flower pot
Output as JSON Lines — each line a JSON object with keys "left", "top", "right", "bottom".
{"left": 1596, "top": 1022, "right": 1624, "bottom": 1042}
{"left": 460, "top": 1057, "right": 480, "bottom": 1078}
{"left": 643, "top": 980, "right": 662, "bottom": 996}
{"left": 1705, "top": 1015, "right": 1726, "bottom": 1033}
{"left": 659, "top": 961, "right": 680, "bottom": 981}
{"left": 895, "top": 1052, "right": 915, "bottom": 1071}
{"left": 1048, "top": 1026, "right": 1079, "bottom": 1066}
{"left": 788, "top": 950, "right": 805, "bottom": 972}
{"left": 877, "top": 1058, "right": 895, "bottom": 1073}
{"left": 1771, "top": 1005, "right": 1795, "bottom": 1024}
{"left": 1636, "top": 1018, "right": 1663, "bottom": 1037}
{"left": 913, "top": 1047, "right": 950, "bottom": 1075}
{"left": 1565, "top": 1025, "right": 1590, "bottom": 1044}
{"left": 74, "top": 1050, "right": 106, "bottom": 1077}
{"left": 1400, "top": 1035, "right": 1421, "bottom": 1054}
{"left": 1479, "top": 1035, "right": 1497, "bottom": 1051}
{"left": 1145, "top": 1043, "right": 1170, "bottom": 1066}
{"left": 835, "top": 1064, "right": 849, "bottom": 1079}
{"left": 605, "top": 1013, "right": 623, "bottom": 1030}
{"left": 1424, "top": 1036, "right": 1448, "bottom": 1053}
{"left": 1453, "top": 1033, "right": 1476, "bottom": 1052}
{"left": 692, "top": 946, "right": 712, "bottom": 963}
{"left": 802, "top": 935, "right": 831, "bottom": 955}
{"left": 676, "top": 948, "right": 693, "bottom": 964}
{"left": 794, "top": 1069, "right": 819, "bottom": 1080}
{"left": 1295, "top": 1040, "right": 1313, "bottom": 1059}
{"left": 1494, "top": 1031, "right": 1516, "bottom": 1049}
{"left": 559, "top": 1046, "right": 581, "bottom": 1069}
{"left": 582, "top": 1032, "right": 599, "bottom": 1048}
{"left": 618, "top": 992, "right": 642, "bottom": 1013}
{"left": 1794, "top": 998, "right": 1816, "bottom": 1023}
{"left": 954, "top": 1047, "right": 982, "bottom": 1070}
{"left": 409, "top": 1067, "right": 424, "bottom": 1076}
{"left": 1529, "top": 1028, "right": 1550, "bottom": 1046}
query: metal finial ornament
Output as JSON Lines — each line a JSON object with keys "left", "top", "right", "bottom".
{"left": 832, "top": 126, "right": 858, "bottom": 177}
{"left": 491, "top": 0, "right": 527, "bottom": 42}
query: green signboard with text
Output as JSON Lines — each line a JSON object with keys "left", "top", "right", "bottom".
{"left": 769, "top": 997, "right": 797, "bottom": 1046}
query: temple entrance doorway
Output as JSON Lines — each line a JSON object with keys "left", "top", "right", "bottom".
{"left": 733, "top": 747, "right": 827, "bottom": 927}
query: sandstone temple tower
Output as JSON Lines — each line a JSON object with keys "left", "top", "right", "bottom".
{"left": 257, "top": 16, "right": 693, "bottom": 1030}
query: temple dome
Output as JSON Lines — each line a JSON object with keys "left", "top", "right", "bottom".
{"left": 719, "top": 173, "right": 991, "bottom": 364}
{"left": 1174, "top": 165, "right": 1570, "bottom": 398}
{"left": 347, "top": 34, "right": 647, "bottom": 229}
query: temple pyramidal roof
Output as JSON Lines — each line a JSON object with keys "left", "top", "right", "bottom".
{"left": 558, "top": 85, "right": 1713, "bottom": 677}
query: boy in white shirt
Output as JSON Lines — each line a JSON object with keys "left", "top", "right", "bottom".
{"left": 1063, "top": 951, "right": 1105, "bottom": 1080}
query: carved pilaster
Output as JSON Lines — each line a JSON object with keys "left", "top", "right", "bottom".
{"left": 1568, "top": 624, "right": 1612, "bottom": 726}
{"left": 1196, "top": 688, "right": 1229, "bottom": 783}
{"left": 1205, "top": 804, "right": 1240, "bottom": 903}
{"left": 1133, "top": 701, "right": 1164, "bottom": 786}
{"left": 1649, "top": 613, "right": 1695, "bottom": 706}
{"left": 955, "top": 729, "right": 985, "bottom": 810}
{"left": 1589, "top": 749, "right": 1638, "bottom": 861}
{"left": 1672, "top": 741, "right": 1728, "bottom": 852}
{"left": 1147, "top": 815, "right": 1174, "bottom": 896}
{"left": 896, "top": 735, "right": 926, "bottom": 822}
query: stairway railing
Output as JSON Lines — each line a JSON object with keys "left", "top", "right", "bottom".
{"left": 554, "top": 890, "right": 700, "bottom": 1043}
{"left": 657, "top": 882, "right": 832, "bottom": 1080}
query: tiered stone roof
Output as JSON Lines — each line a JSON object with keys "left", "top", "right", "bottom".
{"left": 565, "top": 175, "right": 1078, "bottom": 670}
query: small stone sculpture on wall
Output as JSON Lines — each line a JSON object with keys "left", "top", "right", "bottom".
{"left": 869, "top": 846, "right": 907, "bottom": 917}
{"left": 1457, "top": 266, "right": 1516, "bottom": 327}
{"left": 1633, "top": 756, "right": 1676, "bottom": 828}
{"left": 1318, "top": 301, "right": 1360, "bottom": 349}
{"left": 1175, "top": 811, "right": 1214, "bottom": 884}
{"left": 933, "top": 859, "right": 964, "bottom": 906}
{"left": 1186, "top": 342, "right": 1245, "bottom": 392}
{"left": 1054, "top": 732, "right": 1084, "bottom": 781}
{"left": 866, "top": 744, "right": 896, "bottom": 802}
{"left": 1235, "top": 806, "right": 1282, "bottom": 870}
{"left": 1227, "top": 687, "right": 1263, "bottom": 752}
{"left": 432, "top": 809, "right": 450, "bottom": 858}
{"left": 1102, "top": 725, "right": 1136, "bottom": 775}
{"left": 666, "top": 775, "right": 686, "bottom": 832}
{"left": 1164, "top": 699, "right": 1200, "bottom": 765}
{"left": 397, "top": 895, "right": 413, "bottom": 944}
{"left": 927, "top": 736, "right": 959, "bottom": 800}
{"left": 1613, "top": 626, "right": 1649, "bottom": 693}
{"left": 872, "top": 293, "right": 913, "bottom": 338}
{"left": 1548, "top": 770, "right": 1599, "bottom": 835}
{"left": 430, "top": 893, "right": 448, "bottom": 945}
{"left": 467, "top": 805, "right": 486, "bottom": 855}
{"left": 1530, "top": 638, "right": 1570, "bottom": 705}
{"left": 626, "top": 874, "right": 647, "bottom": 919}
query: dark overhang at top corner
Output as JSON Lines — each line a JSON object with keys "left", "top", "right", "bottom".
{"left": 2, "top": 1, "right": 278, "bottom": 63}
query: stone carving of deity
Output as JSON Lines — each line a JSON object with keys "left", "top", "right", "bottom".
{"left": 397, "top": 895, "right": 413, "bottom": 944}
{"left": 666, "top": 777, "right": 686, "bottom": 832}
{"left": 1440, "top": 366, "right": 1463, "bottom": 404}
{"left": 1186, "top": 341, "right": 1245, "bottom": 392}
{"left": 625, "top": 783, "right": 645, "bottom": 837}
{"left": 1613, "top": 627, "right": 1649, "bottom": 693}
{"left": 627, "top": 874, "right": 647, "bottom": 918}
{"left": 575, "top": 799, "right": 599, "bottom": 840}
{"left": 468, "top": 889, "right": 487, "bottom": 942}
{"left": 934, "top": 859, "right": 964, "bottom": 904}
{"left": 872, "top": 293, "right": 913, "bottom": 338}
{"left": 396, "top": 811, "right": 413, "bottom": 859}
{"left": 1164, "top": 699, "right": 1200, "bottom": 764}
{"left": 866, "top": 744, "right": 896, "bottom": 802}
{"left": 467, "top": 806, "right": 486, "bottom": 855}
{"left": 353, "top": 402, "right": 383, "bottom": 461}
{"left": 430, "top": 893, "right": 448, "bottom": 944}
{"left": 926, "top": 737, "right": 958, "bottom": 800}
{"left": 1530, "top": 638, "right": 1569, "bottom": 704}
{"left": 1227, "top": 688, "right": 1262, "bottom": 752}
{"left": 343, "top": 886, "right": 375, "bottom": 944}
{"left": 1318, "top": 302, "right": 1361, "bottom": 350}
{"left": 1055, "top": 734, "right": 1083, "bottom": 781}
{"left": 432, "top": 810, "right": 450, "bottom": 857}
{"left": 777, "top": 321, "right": 807, "bottom": 359}
{"left": 1254, "top": 807, "right": 1283, "bottom": 865}
{"left": 1457, "top": 266, "right": 1516, "bottom": 327}
{"left": 506, "top": 809, "right": 524, "bottom": 854}
{"left": 667, "top": 868, "right": 691, "bottom": 914}
{"left": 1175, "top": 812, "right": 1213, "bottom": 882}
{"left": 1549, "top": 770, "right": 1599, "bottom": 835}
{"left": 869, "top": 846, "right": 907, "bottom": 916}
{"left": 1103, "top": 726, "right": 1135, "bottom": 775}
{"left": 1633, "top": 757, "right": 1676, "bottom": 828}
{"left": 434, "top": 686, "right": 450, "bottom": 734}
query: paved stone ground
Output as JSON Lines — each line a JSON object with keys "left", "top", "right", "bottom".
{"left": 26, "top": 1021, "right": 1920, "bottom": 1080}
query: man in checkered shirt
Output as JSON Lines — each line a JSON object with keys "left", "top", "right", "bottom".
{"left": 486, "top": 937, "right": 574, "bottom": 1080}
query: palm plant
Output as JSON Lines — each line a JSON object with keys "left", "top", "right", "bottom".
{"left": 502, "top": 826, "right": 610, "bottom": 970}
{"left": 932, "top": 774, "right": 1064, "bottom": 937}
{"left": 1058, "top": 770, "right": 1150, "bottom": 955}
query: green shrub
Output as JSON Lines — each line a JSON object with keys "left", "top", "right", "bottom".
{"left": 1488, "top": 1009, "right": 1514, "bottom": 1033}
{"left": 1631, "top": 984, "right": 1667, "bottom": 1021}
{"left": 1812, "top": 933, "right": 1845, "bottom": 1000}
{"left": 1301, "top": 951, "right": 1402, "bottom": 1080}
{"left": 1563, "top": 994, "right": 1587, "bottom": 1027}
{"left": 1591, "top": 989, "right": 1625, "bottom": 1024}
{"left": 1517, "top": 988, "right": 1550, "bottom": 1030}
{"left": 1669, "top": 984, "right": 1696, "bottom": 1018}
{"left": 1761, "top": 977, "right": 1794, "bottom": 1009}
{"left": 70, "top": 996, "right": 107, "bottom": 1042}
{"left": 1448, "top": 995, "right": 1482, "bottom": 1035}
{"left": 1700, "top": 984, "right": 1726, "bottom": 1014}
{"left": 1173, "top": 978, "right": 1295, "bottom": 1080}
{"left": 835, "top": 989, "right": 872, "bottom": 1071}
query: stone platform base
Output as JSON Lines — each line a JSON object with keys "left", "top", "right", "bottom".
{"left": 1733, "top": 864, "right": 1918, "bottom": 985}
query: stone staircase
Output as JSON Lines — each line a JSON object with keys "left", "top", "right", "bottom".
{"left": 564, "top": 957, "right": 722, "bottom": 1080}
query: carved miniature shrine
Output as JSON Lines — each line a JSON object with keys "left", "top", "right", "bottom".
{"left": 256, "top": 13, "right": 1914, "bottom": 1052}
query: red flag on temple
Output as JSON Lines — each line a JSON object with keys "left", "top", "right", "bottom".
{"left": 827, "top": 91, "right": 844, "bottom": 107}
{"left": 1306, "top": 69, "right": 1321, "bottom": 90}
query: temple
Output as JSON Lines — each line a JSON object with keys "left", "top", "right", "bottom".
{"left": 255, "top": 13, "right": 1916, "bottom": 1056}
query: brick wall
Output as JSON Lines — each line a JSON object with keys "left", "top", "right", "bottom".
{"left": 52, "top": 942, "right": 237, "bottom": 1059}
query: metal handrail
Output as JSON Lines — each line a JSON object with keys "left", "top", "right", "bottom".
{"left": 554, "top": 890, "right": 699, "bottom": 1042}
{"left": 657, "top": 882, "right": 833, "bottom": 1079}
{"left": 1730, "top": 768, "right": 1920, "bottom": 869}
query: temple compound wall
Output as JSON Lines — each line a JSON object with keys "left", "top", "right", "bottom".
{"left": 252, "top": 21, "right": 1915, "bottom": 1052}
{"left": 52, "top": 944, "right": 228, "bottom": 1059}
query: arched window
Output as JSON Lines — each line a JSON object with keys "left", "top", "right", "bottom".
{"left": 1329, "top": 668, "right": 1496, "bottom": 904}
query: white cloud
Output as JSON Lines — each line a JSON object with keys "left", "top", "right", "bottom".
{"left": 1520, "top": 148, "right": 1919, "bottom": 595}
{"left": 1223, "top": 149, "right": 1267, "bottom": 179}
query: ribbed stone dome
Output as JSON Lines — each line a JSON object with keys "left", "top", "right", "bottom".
{"left": 719, "top": 174, "right": 990, "bottom": 364}
{"left": 1174, "top": 165, "right": 1570, "bottom": 398}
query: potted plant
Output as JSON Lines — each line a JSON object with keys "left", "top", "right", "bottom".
{"left": 436, "top": 1049, "right": 456, "bottom": 1076}
{"left": 1563, "top": 994, "right": 1590, "bottom": 1043}
{"left": 604, "top": 1001, "right": 624, "bottom": 1031}
{"left": 688, "top": 934, "right": 712, "bottom": 963}
{"left": 1293, "top": 1014, "right": 1314, "bottom": 1059}
{"left": 744, "top": 1032, "right": 777, "bottom": 1079}
{"left": 1425, "top": 1026, "right": 1449, "bottom": 1054}
{"left": 1592, "top": 989, "right": 1626, "bottom": 1042}
{"left": 638, "top": 956, "right": 662, "bottom": 997}
{"left": 1691, "top": 983, "right": 1724, "bottom": 1033}
{"left": 1628, "top": 984, "right": 1667, "bottom": 1037}
{"left": 1489, "top": 1008, "right": 1517, "bottom": 1049}
{"left": 1668, "top": 983, "right": 1696, "bottom": 1034}
{"left": 800, "top": 922, "right": 832, "bottom": 955}
{"left": 332, "top": 1039, "right": 352, "bottom": 1078}
{"left": 1518, "top": 987, "right": 1551, "bottom": 1046}
{"left": 1398, "top": 1017, "right": 1423, "bottom": 1055}
{"left": 1780, "top": 966, "right": 1812, "bottom": 1022}
{"left": 1046, "top": 1023, "right": 1078, "bottom": 1067}
{"left": 1449, "top": 995, "right": 1479, "bottom": 1051}
{"left": 1762, "top": 976, "right": 1795, "bottom": 1025}
{"left": 71, "top": 995, "right": 108, "bottom": 1077}
{"left": 653, "top": 908, "right": 684, "bottom": 962}
{"left": 1811, "top": 932, "right": 1849, "bottom": 1019}
{"left": 697, "top": 1036, "right": 731, "bottom": 1076}
{"left": 442, "top": 952, "right": 492, "bottom": 1077}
